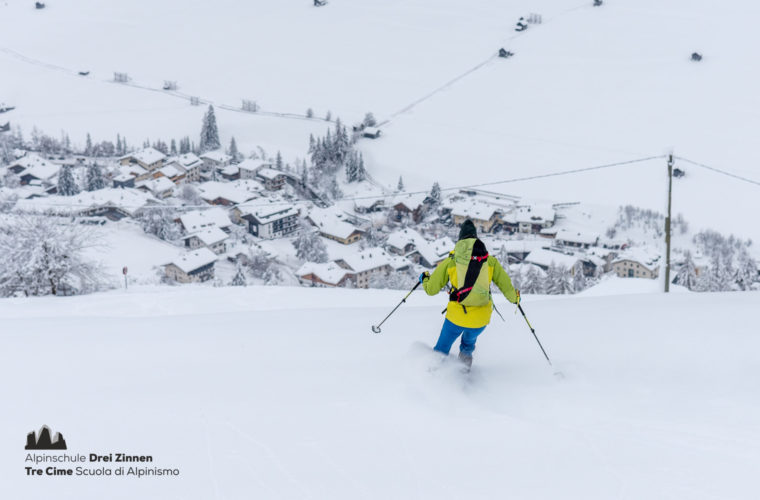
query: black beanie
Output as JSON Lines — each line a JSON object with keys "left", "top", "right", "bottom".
{"left": 458, "top": 219, "right": 478, "bottom": 241}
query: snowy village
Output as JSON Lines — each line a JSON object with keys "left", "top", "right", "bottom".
{"left": 2, "top": 1, "right": 760, "bottom": 499}
{"left": 1, "top": 105, "right": 756, "bottom": 296}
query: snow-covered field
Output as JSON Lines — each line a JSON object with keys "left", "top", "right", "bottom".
{"left": 2, "top": 285, "right": 758, "bottom": 499}
{"left": 3, "top": 0, "right": 760, "bottom": 242}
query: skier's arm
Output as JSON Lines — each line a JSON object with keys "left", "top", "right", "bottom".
{"left": 490, "top": 257, "right": 519, "bottom": 303}
{"left": 422, "top": 257, "right": 451, "bottom": 295}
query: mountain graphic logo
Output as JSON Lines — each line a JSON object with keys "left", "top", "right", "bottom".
{"left": 25, "top": 426, "right": 67, "bottom": 450}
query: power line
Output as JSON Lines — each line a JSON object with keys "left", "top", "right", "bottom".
{"left": 674, "top": 156, "right": 760, "bottom": 187}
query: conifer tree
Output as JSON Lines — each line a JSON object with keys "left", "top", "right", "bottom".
{"left": 85, "top": 163, "right": 106, "bottom": 191}
{"left": 199, "top": 105, "right": 221, "bottom": 152}
{"left": 430, "top": 182, "right": 441, "bottom": 205}
{"left": 228, "top": 137, "right": 240, "bottom": 163}
{"left": 170, "top": 139, "right": 177, "bottom": 156}
{"left": 275, "top": 151, "right": 283, "bottom": 170}
{"left": 229, "top": 262, "right": 247, "bottom": 286}
{"left": 397, "top": 176, "right": 404, "bottom": 191}
{"left": 675, "top": 251, "right": 698, "bottom": 290}
{"left": 57, "top": 164, "right": 80, "bottom": 196}
{"left": 85, "top": 133, "right": 93, "bottom": 156}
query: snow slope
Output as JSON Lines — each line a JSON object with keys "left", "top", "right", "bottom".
{"left": 3, "top": 0, "right": 759, "bottom": 245}
{"left": 2, "top": 286, "right": 758, "bottom": 499}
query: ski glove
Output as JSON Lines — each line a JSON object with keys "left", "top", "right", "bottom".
{"left": 419, "top": 271, "right": 430, "bottom": 284}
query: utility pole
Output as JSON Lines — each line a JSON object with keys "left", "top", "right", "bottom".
{"left": 664, "top": 155, "right": 673, "bottom": 292}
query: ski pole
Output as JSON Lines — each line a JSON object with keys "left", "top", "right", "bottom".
{"left": 371, "top": 281, "right": 421, "bottom": 333}
{"left": 493, "top": 303, "right": 506, "bottom": 322}
{"left": 517, "top": 304, "right": 564, "bottom": 378}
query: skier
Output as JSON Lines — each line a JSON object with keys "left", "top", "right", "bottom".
{"left": 419, "top": 219, "right": 520, "bottom": 369}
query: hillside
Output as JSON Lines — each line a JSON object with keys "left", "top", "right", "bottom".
{"left": 2, "top": 286, "right": 758, "bottom": 499}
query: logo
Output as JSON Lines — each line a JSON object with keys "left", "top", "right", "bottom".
{"left": 25, "top": 426, "right": 67, "bottom": 450}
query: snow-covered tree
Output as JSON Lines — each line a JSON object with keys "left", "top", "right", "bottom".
{"left": 275, "top": 151, "right": 283, "bottom": 170}
{"left": 369, "top": 267, "right": 417, "bottom": 290}
{"left": 85, "top": 163, "right": 106, "bottom": 191}
{"left": 179, "top": 184, "right": 203, "bottom": 206}
{"left": 85, "top": 133, "right": 93, "bottom": 156}
{"left": 199, "top": 105, "right": 221, "bottom": 153}
{"left": 136, "top": 207, "right": 181, "bottom": 241}
{"left": 362, "top": 112, "right": 377, "bottom": 127}
{"left": 293, "top": 226, "right": 328, "bottom": 263}
{"left": 675, "top": 251, "right": 698, "bottom": 290}
{"left": 572, "top": 266, "right": 587, "bottom": 293}
{"left": 229, "top": 262, "right": 247, "bottom": 286}
{"left": 306, "top": 108, "right": 314, "bottom": 118}
{"left": 325, "top": 110, "right": 332, "bottom": 121}
{"left": 0, "top": 217, "right": 106, "bottom": 297}
{"left": 521, "top": 265, "right": 545, "bottom": 294}
{"left": 397, "top": 176, "right": 404, "bottom": 192}
{"left": 735, "top": 249, "right": 758, "bottom": 291}
{"left": 179, "top": 136, "right": 191, "bottom": 154}
{"left": 545, "top": 264, "right": 573, "bottom": 295}
{"left": 228, "top": 136, "right": 240, "bottom": 163}
{"left": 429, "top": 182, "right": 441, "bottom": 206}
{"left": 57, "top": 164, "right": 80, "bottom": 196}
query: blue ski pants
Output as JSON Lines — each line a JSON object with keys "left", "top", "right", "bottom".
{"left": 433, "top": 319, "right": 486, "bottom": 356}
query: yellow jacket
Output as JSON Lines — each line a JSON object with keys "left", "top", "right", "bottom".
{"left": 422, "top": 250, "right": 519, "bottom": 328}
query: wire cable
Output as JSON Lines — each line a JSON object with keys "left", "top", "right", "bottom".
{"left": 674, "top": 156, "right": 760, "bottom": 188}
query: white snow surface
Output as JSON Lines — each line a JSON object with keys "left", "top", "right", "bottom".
{"left": 2, "top": 285, "right": 758, "bottom": 499}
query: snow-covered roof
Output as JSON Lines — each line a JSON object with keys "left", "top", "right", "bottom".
{"left": 509, "top": 262, "right": 548, "bottom": 278}
{"left": 392, "top": 193, "right": 428, "bottom": 211}
{"left": 256, "top": 167, "right": 285, "bottom": 180}
{"left": 168, "top": 248, "right": 217, "bottom": 274}
{"left": 117, "top": 164, "right": 147, "bottom": 178}
{"left": 123, "top": 147, "right": 166, "bottom": 166}
{"left": 363, "top": 126, "right": 380, "bottom": 135}
{"left": 199, "top": 150, "right": 232, "bottom": 163}
{"left": 113, "top": 173, "right": 134, "bottom": 183}
{"left": 249, "top": 204, "right": 299, "bottom": 224}
{"left": 14, "top": 187, "right": 158, "bottom": 215}
{"left": 138, "top": 176, "right": 175, "bottom": 194}
{"left": 524, "top": 248, "right": 582, "bottom": 269}
{"left": 11, "top": 185, "right": 46, "bottom": 200}
{"left": 555, "top": 228, "right": 599, "bottom": 245}
{"left": 237, "top": 158, "right": 269, "bottom": 172}
{"left": 297, "top": 262, "right": 353, "bottom": 285}
{"left": 413, "top": 237, "right": 454, "bottom": 265}
{"left": 177, "top": 153, "right": 202, "bottom": 169}
{"left": 386, "top": 228, "right": 425, "bottom": 251}
{"left": 503, "top": 205, "right": 556, "bottom": 224}
{"left": 488, "top": 238, "right": 546, "bottom": 253}
{"left": 180, "top": 207, "right": 232, "bottom": 232}
{"left": 336, "top": 248, "right": 393, "bottom": 273}
{"left": 197, "top": 180, "right": 262, "bottom": 204}
{"left": 449, "top": 200, "right": 501, "bottom": 221}
{"left": 159, "top": 164, "right": 183, "bottom": 178}
{"left": 221, "top": 165, "right": 239, "bottom": 176}
{"left": 612, "top": 248, "right": 661, "bottom": 270}
{"left": 308, "top": 207, "right": 362, "bottom": 240}
{"left": 11, "top": 154, "right": 59, "bottom": 180}
{"left": 185, "top": 226, "right": 229, "bottom": 246}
